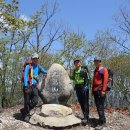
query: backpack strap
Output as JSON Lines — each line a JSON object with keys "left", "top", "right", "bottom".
{"left": 98, "top": 67, "right": 105, "bottom": 84}
{"left": 28, "top": 63, "right": 33, "bottom": 86}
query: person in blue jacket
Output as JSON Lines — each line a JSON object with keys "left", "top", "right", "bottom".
{"left": 20, "top": 53, "right": 47, "bottom": 122}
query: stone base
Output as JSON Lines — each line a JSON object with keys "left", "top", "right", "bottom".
{"left": 29, "top": 104, "right": 81, "bottom": 128}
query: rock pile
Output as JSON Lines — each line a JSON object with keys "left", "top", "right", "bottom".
{"left": 29, "top": 104, "right": 81, "bottom": 128}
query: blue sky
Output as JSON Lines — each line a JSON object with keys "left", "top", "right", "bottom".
{"left": 18, "top": 0, "right": 130, "bottom": 51}
{"left": 19, "top": 0, "right": 128, "bottom": 39}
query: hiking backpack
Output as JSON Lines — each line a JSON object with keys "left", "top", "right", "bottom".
{"left": 21, "top": 60, "right": 33, "bottom": 86}
{"left": 107, "top": 68, "right": 113, "bottom": 91}
{"left": 98, "top": 67, "right": 113, "bottom": 91}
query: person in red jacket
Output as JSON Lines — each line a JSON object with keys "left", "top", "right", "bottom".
{"left": 92, "top": 57, "right": 108, "bottom": 129}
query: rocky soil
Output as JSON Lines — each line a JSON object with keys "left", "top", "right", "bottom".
{"left": 0, "top": 104, "right": 130, "bottom": 130}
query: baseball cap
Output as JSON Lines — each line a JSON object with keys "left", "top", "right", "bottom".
{"left": 31, "top": 53, "right": 39, "bottom": 59}
{"left": 74, "top": 59, "right": 81, "bottom": 64}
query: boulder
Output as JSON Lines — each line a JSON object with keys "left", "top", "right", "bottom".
{"left": 29, "top": 104, "right": 81, "bottom": 128}
{"left": 40, "top": 63, "right": 74, "bottom": 105}
{"left": 39, "top": 104, "right": 72, "bottom": 117}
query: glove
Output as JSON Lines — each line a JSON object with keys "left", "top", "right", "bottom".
{"left": 82, "top": 86, "right": 89, "bottom": 94}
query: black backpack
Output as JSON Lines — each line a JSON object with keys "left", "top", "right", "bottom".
{"left": 98, "top": 67, "right": 113, "bottom": 91}
{"left": 107, "top": 68, "right": 113, "bottom": 91}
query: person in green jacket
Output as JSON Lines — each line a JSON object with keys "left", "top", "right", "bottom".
{"left": 71, "top": 59, "right": 91, "bottom": 125}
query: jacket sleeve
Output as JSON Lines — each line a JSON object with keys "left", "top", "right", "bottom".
{"left": 24, "top": 65, "right": 30, "bottom": 87}
{"left": 39, "top": 66, "right": 47, "bottom": 74}
{"left": 102, "top": 68, "right": 108, "bottom": 92}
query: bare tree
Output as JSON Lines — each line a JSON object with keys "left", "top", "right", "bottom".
{"left": 28, "top": 1, "right": 64, "bottom": 54}
{"left": 109, "top": 7, "right": 130, "bottom": 54}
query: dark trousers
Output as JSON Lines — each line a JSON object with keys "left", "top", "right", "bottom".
{"left": 23, "top": 85, "right": 38, "bottom": 117}
{"left": 94, "top": 91, "right": 106, "bottom": 124}
{"left": 75, "top": 85, "right": 89, "bottom": 119}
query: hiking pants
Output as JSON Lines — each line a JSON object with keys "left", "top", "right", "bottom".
{"left": 75, "top": 85, "right": 89, "bottom": 119}
{"left": 93, "top": 91, "right": 106, "bottom": 124}
{"left": 23, "top": 85, "right": 38, "bottom": 117}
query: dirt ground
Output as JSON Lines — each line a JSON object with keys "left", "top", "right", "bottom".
{"left": 0, "top": 104, "right": 130, "bottom": 130}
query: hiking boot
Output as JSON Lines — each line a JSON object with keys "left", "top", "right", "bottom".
{"left": 98, "top": 120, "right": 106, "bottom": 125}
{"left": 95, "top": 123, "right": 106, "bottom": 130}
{"left": 81, "top": 118, "right": 89, "bottom": 125}
{"left": 24, "top": 115, "right": 30, "bottom": 123}
{"left": 20, "top": 108, "right": 25, "bottom": 118}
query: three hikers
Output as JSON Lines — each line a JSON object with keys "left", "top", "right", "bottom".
{"left": 21, "top": 53, "right": 47, "bottom": 122}
{"left": 20, "top": 54, "right": 112, "bottom": 129}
